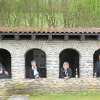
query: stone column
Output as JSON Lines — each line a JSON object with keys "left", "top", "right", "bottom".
{"left": 46, "top": 42, "right": 59, "bottom": 79}
{"left": 98, "top": 35, "right": 100, "bottom": 41}
{"left": 80, "top": 35, "right": 85, "bottom": 41}
{"left": 64, "top": 35, "right": 69, "bottom": 41}
{"left": 48, "top": 35, "right": 52, "bottom": 41}
{"left": 32, "top": 35, "right": 36, "bottom": 40}
{"left": 0, "top": 35, "right": 2, "bottom": 40}
{"left": 80, "top": 48, "right": 93, "bottom": 78}
{"left": 14, "top": 35, "right": 19, "bottom": 40}
{"left": 11, "top": 46, "right": 25, "bottom": 80}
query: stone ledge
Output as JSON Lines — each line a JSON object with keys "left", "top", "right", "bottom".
{"left": 0, "top": 78, "right": 100, "bottom": 92}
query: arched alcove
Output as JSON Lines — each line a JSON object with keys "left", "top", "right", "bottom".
{"left": 93, "top": 49, "right": 100, "bottom": 77}
{"left": 0, "top": 48, "right": 11, "bottom": 78}
{"left": 25, "top": 48, "right": 46, "bottom": 78}
{"left": 59, "top": 48, "right": 80, "bottom": 78}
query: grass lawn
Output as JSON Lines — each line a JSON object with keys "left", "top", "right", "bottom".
{"left": 29, "top": 92, "right": 100, "bottom": 100}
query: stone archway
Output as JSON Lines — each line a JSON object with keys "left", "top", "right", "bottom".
{"left": 0, "top": 48, "right": 11, "bottom": 78}
{"left": 59, "top": 48, "right": 80, "bottom": 78}
{"left": 93, "top": 49, "right": 100, "bottom": 77}
{"left": 25, "top": 48, "right": 46, "bottom": 78}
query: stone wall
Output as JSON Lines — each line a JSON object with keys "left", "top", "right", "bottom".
{"left": 0, "top": 40, "right": 99, "bottom": 91}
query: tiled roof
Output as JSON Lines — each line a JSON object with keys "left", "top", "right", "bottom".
{"left": 0, "top": 27, "right": 100, "bottom": 33}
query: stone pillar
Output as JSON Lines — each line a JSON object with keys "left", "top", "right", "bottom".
{"left": 46, "top": 42, "right": 59, "bottom": 79}
{"left": 11, "top": 47, "right": 25, "bottom": 79}
{"left": 32, "top": 35, "right": 36, "bottom": 40}
{"left": 64, "top": 35, "right": 69, "bottom": 41}
{"left": 0, "top": 35, "right": 2, "bottom": 40}
{"left": 14, "top": 35, "right": 19, "bottom": 40}
{"left": 98, "top": 35, "right": 100, "bottom": 41}
{"left": 80, "top": 35, "right": 85, "bottom": 41}
{"left": 80, "top": 48, "right": 93, "bottom": 78}
{"left": 48, "top": 35, "right": 52, "bottom": 41}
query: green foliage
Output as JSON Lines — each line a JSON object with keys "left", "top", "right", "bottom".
{"left": 29, "top": 92, "right": 100, "bottom": 100}
{"left": 0, "top": 0, "right": 100, "bottom": 28}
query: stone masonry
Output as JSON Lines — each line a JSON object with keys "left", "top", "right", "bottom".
{"left": 0, "top": 40, "right": 99, "bottom": 92}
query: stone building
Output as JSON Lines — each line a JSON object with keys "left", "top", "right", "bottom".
{"left": 0, "top": 28, "right": 100, "bottom": 92}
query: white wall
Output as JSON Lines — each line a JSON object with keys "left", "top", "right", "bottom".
{"left": 0, "top": 40, "right": 99, "bottom": 80}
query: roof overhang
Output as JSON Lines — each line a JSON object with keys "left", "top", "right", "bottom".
{"left": 0, "top": 27, "right": 100, "bottom": 33}
{"left": 0, "top": 27, "right": 100, "bottom": 40}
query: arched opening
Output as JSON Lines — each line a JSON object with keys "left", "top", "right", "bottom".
{"left": 0, "top": 49, "right": 11, "bottom": 78}
{"left": 93, "top": 49, "right": 100, "bottom": 77}
{"left": 59, "top": 48, "right": 80, "bottom": 78}
{"left": 25, "top": 49, "right": 46, "bottom": 78}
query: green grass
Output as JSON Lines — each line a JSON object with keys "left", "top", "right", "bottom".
{"left": 0, "top": 0, "right": 100, "bottom": 28}
{"left": 29, "top": 92, "right": 100, "bottom": 100}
